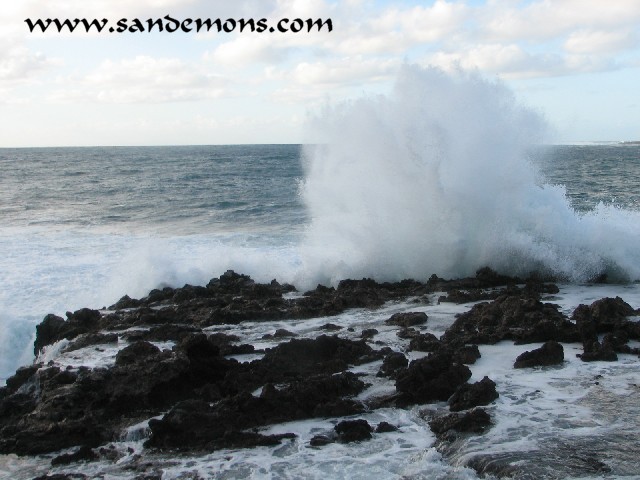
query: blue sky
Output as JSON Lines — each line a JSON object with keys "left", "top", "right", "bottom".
{"left": 1, "top": 0, "right": 639, "bottom": 146}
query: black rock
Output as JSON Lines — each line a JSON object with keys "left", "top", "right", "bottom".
{"left": 395, "top": 353, "right": 471, "bottom": 405}
{"left": 448, "top": 376, "right": 499, "bottom": 411}
{"left": 377, "top": 351, "right": 408, "bottom": 378}
{"left": 114, "top": 341, "right": 161, "bottom": 366}
{"left": 375, "top": 421, "right": 399, "bottom": 433}
{"left": 335, "top": 419, "right": 373, "bottom": 442}
{"left": 429, "top": 408, "right": 491, "bottom": 435}
{"left": 386, "top": 312, "right": 428, "bottom": 328}
{"left": 514, "top": 341, "right": 564, "bottom": 368}
{"left": 51, "top": 445, "right": 98, "bottom": 466}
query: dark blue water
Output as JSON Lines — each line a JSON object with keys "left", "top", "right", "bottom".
{"left": 0, "top": 145, "right": 306, "bottom": 235}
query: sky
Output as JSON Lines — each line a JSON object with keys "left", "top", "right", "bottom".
{"left": 0, "top": 0, "right": 639, "bottom": 147}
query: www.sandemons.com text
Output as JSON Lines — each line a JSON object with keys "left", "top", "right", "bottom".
{"left": 25, "top": 15, "right": 333, "bottom": 34}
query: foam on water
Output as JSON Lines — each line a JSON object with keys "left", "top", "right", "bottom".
{"left": 299, "top": 65, "right": 640, "bottom": 286}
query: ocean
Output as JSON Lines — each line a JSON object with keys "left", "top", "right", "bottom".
{"left": 1, "top": 68, "right": 640, "bottom": 478}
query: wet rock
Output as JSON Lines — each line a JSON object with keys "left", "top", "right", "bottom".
{"left": 429, "top": 408, "right": 491, "bottom": 435}
{"left": 34, "top": 314, "right": 66, "bottom": 355}
{"left": 309, "top": 434, "right": 335, "bottom": 447}
{"left": 455, "top": 345, "right": 482, "bottom": 364}
{"left": 4, "top": 365, "right": 40, "bottom": 393}
{"left": 51, "top": 445, "right": 98, "bottom": 466}
{"left": 377, "top": 351, "right": 408, "bottom": 378}
{"left": 320, "top": 323, "right": 343, "bottom": 331}
{"left": 274, "top": 328, "right": 297, "bottom": 338}
{"left": 375, "top": 421, "right": 398, "bottom": 433}
{"left": 335, "top": 419, "right": 373, "bottom": 442}
{"left": 114, "top": 341, "right": 161, "bottom": 366}
{"left": 258, "top": 335, "right": 378, "bottom": 381}
{"left": 109, "top": 294, "right": 142, "bottom": 310}
{"left": 579, "top": 341, "right": 618, "bottom": 362}
{"left": 385, "top": 312, "right": 428, "bottom": 328}
{"left": 448, "top": 376, "right": 499, "bottom": 412}
{"left": 146, "top": 372, "right": 365, "bottom": 451}
{"left": 395, "top": 353, "right": 471, "bottom": 405}
{"left": 65, "top": 333, "right": 119, "bottom": 353}
{"left": 513, "top": 341, "right": 564, "bottom": 369}
{"left": 441, "top": 295, "right": 579, "bottom": 346}
{"left": 361, "top": 328, "right": 378, "bottom": 339}
{"left": 408, "top": 333, "right": 441, "bottom": 352}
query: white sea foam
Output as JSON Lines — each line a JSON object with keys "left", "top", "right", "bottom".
{"left": 299, "top": 65, "right": 640, "bottom": 286}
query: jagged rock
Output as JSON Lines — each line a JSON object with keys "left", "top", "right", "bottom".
{"left": 408, "top": 333, "right": 440, "bottom": 352}
{"left": 455, "top": 345, "right": 482, "bottom": 364}
{"left": 448, "top": 376, "right": 499, "bottom": 411}
{"left": 395, "top": 353, "right": 471, "bottom": 405}
{"left": 375, "top": 422, "right": 399, "bottom": 433}
{"left": 514, "top": 341, "right": 564, "bottom": 368}
{"left": 335, "top": 419, "right": 373, "bottom": 442}
{"left": 361, "top": 328, "right": 378, "bottom": 339}
{"left": 310, "top": 434, "right": 335, "bottom": 447}
{"left": 579, "top": 341, "right": 618, "bottom": 362}
{"left": 429, "top": 408, "right": 491, "bottom": 435}
{"left": 146, "top": 372, "right": 365, "bottom": 450}
{"left": 385, "top": 312, "right": 428, "bottom": 327}
{"left": 114, "top": 341, "right": 161, "bottom": 366}
{"left": 441, "top": 295, "right": 579, "bottom": 346}
{"left": 51, "top": 445, "right": 98, "bottom": 466}
{"left": 377, "top": 351, "right": 408, "bottom": 378}
{"left": 257, "top": 335, "right": 378, "bottom": 381}
{"left": 320, "top": 323, "right": 343, "bottom": 331}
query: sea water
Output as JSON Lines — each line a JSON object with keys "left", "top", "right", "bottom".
{"left": 1, "top": 66, "right": 640, "bottom": 478}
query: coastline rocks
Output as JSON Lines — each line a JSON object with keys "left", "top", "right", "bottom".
{"left": 377, "top": 351, "right": 408, "bottom": 378}
{"left": 513, "top": 341, "right": 564, "bottom": 369}
{"left": 395, "top": 353, "right": 472, "bottom": 406}
{"left": 335, "top": 419, "right": 373, "bottom": 443}
{"left": 429, "top": 408, "right": 492, "bottom": 435}
{"left": 146, "top": 372, "right": 365, "bottom": 451}
{"left": 385, "top": 312, "right": 428, "bottom": 328}
{"left": 441, "top": 295, "right": 579, "bottom": 346}
{"left": 448, "top": 377, "right": 499, "bottom": 412}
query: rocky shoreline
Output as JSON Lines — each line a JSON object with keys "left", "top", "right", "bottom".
{"left": 1, "top": 269, "right": 639, "bottom": 479}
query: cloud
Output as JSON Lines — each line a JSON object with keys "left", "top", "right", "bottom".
{"left": 0, "top": 46, "right": 55, "bottom": 83}
{"left": 291, "top": 56, "right": 399, "bottom": 86}
{"left": 482, "top": 0, "right": 640, "bottom": 42}
{"left": 565, "top": 29, "right": 637, "bottom": 55}
{"left": 50, "top": 56, "right": 228, "bottom": 103}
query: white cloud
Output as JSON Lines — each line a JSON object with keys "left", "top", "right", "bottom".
{"left": 292, "top": 56, "right": 399, "bottom": 86}
{"left": 565, "top": 29, "right": 637, "bottom": 55}
{"left": 482, "top": 0, "right": 640, "bottom": 42}
{"left": 205, "top": 35, "right": 289, "bottom": 67}
{"left": 50, "top": 56, "right": 227, "bottom": 103}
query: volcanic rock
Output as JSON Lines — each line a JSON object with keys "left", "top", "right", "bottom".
{"left": 334, "top": 419, "right": 373, "bottom": 442}
{"left": 513, "top": 341, "right": 564, "bottom": 369}
{"left": 395, "top": 353, "right": 471, "bottom": 406}
{"left": 448, "top": 376, "right": 499, "bottom": 411}
{"left": 429, "top": 408, "right": 492, "bottom": 435}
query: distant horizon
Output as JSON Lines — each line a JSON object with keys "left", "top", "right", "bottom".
{"left": 1, "top": 140, "right": 638, "bottom": 150}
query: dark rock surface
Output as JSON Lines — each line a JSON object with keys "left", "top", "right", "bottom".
{"left": 334, "top": 419, "right": 373, "bottom": 442}
{"left": 3, "top": 268, "right": 638, "bottom": 479}
{"left": 395, "top": 353, "right": 472, "bottom": 405}
{"left": 513, "top": 341, "right": 564, "bottom": 368}
{"left": 441, "top": 295, "right": 580, "bottom": 346}
{"left": 429, "top": 408, "right": 492, "bottom": 435}
{"left": 377, "top": 351, "right": 408, "bottom": 378}
{"left": 448, "top": 376, "right": 499, "bottom": 412}
{"left": 385, "top": 312, "right": 428, "bottom": 327}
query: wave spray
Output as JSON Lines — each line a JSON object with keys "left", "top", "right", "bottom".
{"left": 299, "top": 65, "right": 640, "bottom": 285}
